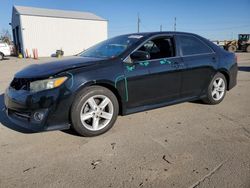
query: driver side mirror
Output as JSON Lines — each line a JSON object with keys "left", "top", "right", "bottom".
{"left": 130, "top": 50, "right": 150, "bottom": 62}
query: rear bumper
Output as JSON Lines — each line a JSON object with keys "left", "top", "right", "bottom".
{"left": 4, "top": 87, "right": 73, "bottom": 132}
{"left": 228, "top": 63, "right": 238, "bottom": 90}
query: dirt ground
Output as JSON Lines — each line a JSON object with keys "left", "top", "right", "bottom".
{"left": 0, "top": 53, "right": 249, "bottom": 188}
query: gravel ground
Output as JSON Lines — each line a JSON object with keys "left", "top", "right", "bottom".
{"left": 0, "top": 53, "right": 249, "bottom": 188}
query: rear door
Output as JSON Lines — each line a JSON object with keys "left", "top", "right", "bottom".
{"left": 176, "top": 35, "right": 217, "bottom": 98}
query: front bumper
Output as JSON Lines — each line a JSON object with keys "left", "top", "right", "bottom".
{"left": 4, "top": 87, "right": 72, "bottom": 132}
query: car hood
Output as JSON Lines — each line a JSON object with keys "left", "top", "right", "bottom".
{"left": 15, "top": 56, "right": 104, "bottom": 78}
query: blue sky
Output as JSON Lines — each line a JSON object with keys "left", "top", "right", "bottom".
{"left": 0, "top": 0, "right": 249, "bottom": 40}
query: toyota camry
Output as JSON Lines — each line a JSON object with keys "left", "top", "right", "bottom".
{"left": 4, "top": 32, "right": 238, "bottom": 136}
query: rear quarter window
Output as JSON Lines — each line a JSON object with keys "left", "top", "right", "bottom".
{"left": 178, "top": 35, "right": 213, "bottom": 56}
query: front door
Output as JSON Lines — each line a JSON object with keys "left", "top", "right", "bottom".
{"left": 145, "top": 56, "right": 183, "bottom": 105}
{"left": 123, "top": 61, "right": 151, "bottom": 109}
{"left": 124, "top": 35, "right": 182, "bottom": 109}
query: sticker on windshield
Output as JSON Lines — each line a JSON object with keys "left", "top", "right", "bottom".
{"left": 128, "top": 35, "right": 143, "bottom": 39}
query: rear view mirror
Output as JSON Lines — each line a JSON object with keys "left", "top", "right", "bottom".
{"left": 130, "top": 50, "right": 150, "bottom": 61}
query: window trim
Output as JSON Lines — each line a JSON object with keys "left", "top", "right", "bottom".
{"left": 123, "top": 34, "right": 178, "bottom": 63}
{"left": 176, "top": 34, "right": 215, "bottom": 57}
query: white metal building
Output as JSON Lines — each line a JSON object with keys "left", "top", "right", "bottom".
{"left": 11, "top": 6, "right": 108, "bottom": 57}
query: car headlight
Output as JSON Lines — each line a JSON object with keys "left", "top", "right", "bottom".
{"left": 30, "top": 77, "right": 68, "bottom": 92}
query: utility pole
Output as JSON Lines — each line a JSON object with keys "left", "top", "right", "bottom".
{"left": 137, "top": 13, "right": 141, "bottom": 33}
{"left": 174, "top": 17, "right": 176, "bottom": 31}
{"left": 160, "top": 24, "right": 162, "bottom": 32}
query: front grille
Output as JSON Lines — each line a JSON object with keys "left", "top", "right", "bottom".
{"left": 10, "top": 78, "right": 31, "bottom": 90}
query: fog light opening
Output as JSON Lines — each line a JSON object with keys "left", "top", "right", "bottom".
{"left": 34, "top": 112, "right": 45, "bottom": 122}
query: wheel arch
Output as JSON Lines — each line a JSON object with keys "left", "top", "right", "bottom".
{"left": 91, "top": 83, "right": 123, "bottom": 115}
{"left": 73, "top": 81, "right": 124, "bottom": 115}
{"left": 218, "top": 69, "right": 230, "bottom": 90}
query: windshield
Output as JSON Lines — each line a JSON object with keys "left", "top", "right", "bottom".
{"left": 79, "top": 35, "right": 144, "bottom": 58}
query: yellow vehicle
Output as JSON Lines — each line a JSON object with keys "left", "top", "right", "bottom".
{"left": 213, "top": 34, "right": 250, "bottom": 53}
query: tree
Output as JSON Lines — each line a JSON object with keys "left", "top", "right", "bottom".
{"left": 0, "top": 29, "right": 12, "bottom": 44}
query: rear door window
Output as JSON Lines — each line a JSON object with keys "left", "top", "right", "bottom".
{"left": 178, "top": 35, "right": 213, "bottom": 56}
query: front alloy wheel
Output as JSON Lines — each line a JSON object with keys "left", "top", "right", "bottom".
{"left": 80, "top": 95, "right": 114, "bottom": 131}
{"left": 71, "top": 86, "right": 119, "bottom": 136}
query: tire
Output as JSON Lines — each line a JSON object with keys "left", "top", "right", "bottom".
{"left": 227, "top": 45, "right": 237, "bottom": 53}
{"left": 0, "top": 53, "right": 4, "bottom": 60}
{"left": 71, "top": 86, "right": 119, "bottom": 137}
{"left": 246, "top": 45, "right": 250, "bottom": 53}
{"left": 202, "top": 73, "right": 227, "bottom": 105}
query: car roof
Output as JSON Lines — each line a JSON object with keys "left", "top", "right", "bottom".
{"left": 123, "top": 31, "right": 198, "bottom": 37}
{"left": 118, "top": 31, "right": 223, "bottom": 55}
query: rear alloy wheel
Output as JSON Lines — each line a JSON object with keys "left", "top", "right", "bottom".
{"left": 203, "top": 73, "right": 227, "bottom": 104}
{"left": 211, "top": 78, "right": 226, "bottom": 101}
{"left": 227, "top": 45, "right": 237, "bottom": 52}
{"left": 71, "top": 86, "right": 119, "bottom": 136}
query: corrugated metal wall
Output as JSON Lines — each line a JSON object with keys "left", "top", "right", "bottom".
{"left": 12, "top": 8, "right": 24, "bottom": 54}
{"left": 20, "top": 15, "right": 108, "bottom": 57}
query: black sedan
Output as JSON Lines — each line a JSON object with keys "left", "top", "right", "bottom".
{"left": 4, "top": 32, "right": 238, "bottom": 136}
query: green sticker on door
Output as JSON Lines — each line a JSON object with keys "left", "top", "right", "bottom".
{"left": 160, "top": 59, "right": 172, "bottom": 65}
{"left": 126, "top": 65, "right": 136, "bottom": 72}
{"left": 139, "top": 61, "right": 150, "bottom": 67}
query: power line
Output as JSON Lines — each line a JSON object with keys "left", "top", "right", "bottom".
{"left": 174, "top": 17, "right": 176, "bottom": 31}
{"left": 178, "top": 24, "right": 250, "bottom": 31}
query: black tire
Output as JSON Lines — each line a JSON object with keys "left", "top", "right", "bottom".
{"left": 246, "top": 45, "right": 250, "bottom": 53}
{"left": 71, "top": 86, "right": 119, "bottom": 137}
{"left": 227, "top": 45, "right": 237, "bottom": 53}
{"left": 0, "top": 53, "right": 4, "bottom": 60}
{"left": 202, "top": 73, "right": 227, "bottom": 105}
